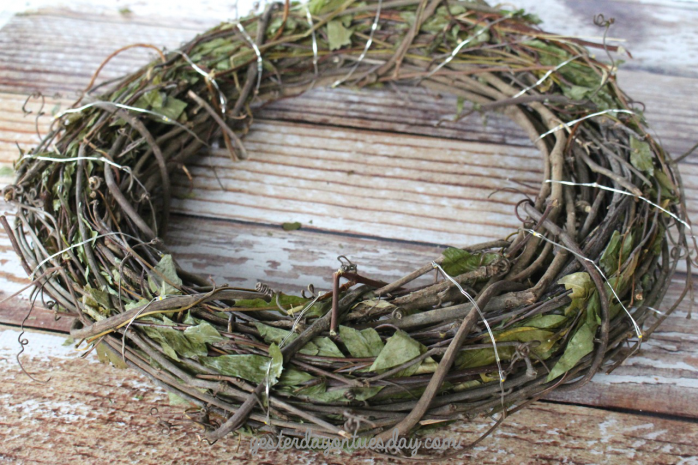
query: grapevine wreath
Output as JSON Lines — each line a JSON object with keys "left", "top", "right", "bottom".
{"left": 2, "top": 0, "right": 694, "bottom": 458}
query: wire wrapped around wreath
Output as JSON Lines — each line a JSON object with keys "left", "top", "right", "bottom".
{"left": 2, "top": 0, "right": 693, "bottom": 456}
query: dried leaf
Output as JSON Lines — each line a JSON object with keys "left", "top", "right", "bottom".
{"left": 630, "top": 137, "right": 655, "bottom": 176}
{"left": 134, "top": 90, "right": 187, "bottom": 122}
{"left": 600, "top": 231, "right": 622, "bottom": 275}
{"left": 234, "top": 293, "right": 307, "bottom": 310}
{"left": 314, "top": 386, "right": 384, "bottom": 403}
{"left": 523, "top": 314, "right": 568, "bottom": 329}
{"left": 339, "top": 325, "right": 384, "bottom": 358}
{"left": 278, "top": 368, "right": 316, "bottom": 386}
{"left": 312, "top": 337, "right": 345, "bottom": 358}
{"left": 124, "top": 298, "right": 149, "bottom": 311}
{"left": 455, "top": 326, "right": 555, "bottom": 369}
{"left": 200, "top": 353, "right": 272, "bottom": 384}
{"left": 148, "top": 254, "right": 182, "bottom": 297}
{"left": 441, "top": 247, "right": 500, "bottom": 276}
{"left": 369, "top": 330, "right": 427, "bottom": 377}
{"left": 547, "top": 321, "right": 597, "bottom": 381}
{"left": 558, "top": 272, "right": 594, "bottom": 300}
{"left": 255, "top": 323, "right": 344, "bottom": 357}
{"left": 140, "top": 316, "right": 208, "bottom": 360}
{"left": 96, "top": 342, "right": 128, "bottom": 369}
{"left": 308, "top": 0, "right": 346, "bottom": 15}
{"left": 168, "top": 392, "right": 192, "bottom": 406}
{"left": 83, "top": 284, "right": 110, "bottom": 314}
{"left": 267, "top": 343, "right": 284, "bottom": 386}
{"left": 184, "top": 320, "right": 225, "bottom": 345}
{"left": 348, "top": 298, "right": 396, "bottom": 319}
{"left": 327, "top": 20, "right": 353, "bottom": 51}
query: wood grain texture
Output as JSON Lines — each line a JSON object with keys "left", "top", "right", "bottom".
{"left": 2, "top": 326, "right": 697, "bottom": 464}
{"left": 1, "top": 0, "right": 698, "bottom": 461}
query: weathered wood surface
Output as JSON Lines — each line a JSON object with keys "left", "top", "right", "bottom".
{"left": 1, "top": 0, "right": 698, "bottom": 462}
{"left": 2, "top": 327, "right": 698, "bottom": 464}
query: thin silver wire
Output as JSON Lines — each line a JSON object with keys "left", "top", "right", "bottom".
{"left": 22, "top": 154, "right": 125, "bottom": 170}
{"left": 332, "top": 0, "right": 383, "bottom": 87}
{"left": 536, "top": 109, "right": 636, "bottom": 141}
{"left": 236, "top": 22, "right": 264, "bottom": 94}
{"left": 55, "top": 101, "right": 201, "bottom": 141}
{"left": 21, "top": 154, "right": 153, "bottom": 214}
{"left": 305, "top": 6, "right": 319, "bottom": 77}
{"left": 432, "top": 261, "right": 507, "bottom": 383}
{"left": 512, "top": 54, "right": 582, "bottom": 99}
{"left": 427, "top": 14, "right": 513, "bottom": 78}
{"left": 545, "top": 179, "right": 692, "bottom": 232}
{"left": 525, "top": 229, "right": 643, "bottom": 340}
{"left": 263, "top": 293, "right": 322, "bottom": 424}
{"left": 177, "top": 51, "right": 227, "bottom": 113}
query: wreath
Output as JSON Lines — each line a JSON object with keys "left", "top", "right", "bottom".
{"left": 2, "top": 0, "right": 692, "bottom": 457}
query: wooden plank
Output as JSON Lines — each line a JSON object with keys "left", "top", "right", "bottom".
{"left": 514, "top": 0, "right": 698, "bottom": 79}
{"left": 2, "top": 326, "right": 697, "bottom": 464}
{"left": 3, "top": 96, "right": 698, "bottom": 245}
{"left": 0, "top": 0, "right": 697, "bottom": 94}
{"left": 0, "top": 0, "right": 697, "bottom": 444}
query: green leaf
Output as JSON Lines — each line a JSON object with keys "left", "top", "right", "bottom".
{"left": 456, "top": 96, "right": 465, "bottom": 117}
{"left": 267, "top": 343, "right": 284, "bottom": 387}
{"left": 456, "top": 347, "right": 506, "bottom": 370}
{"left": 348, "top": 299, "right": 396, "bottom": 319}
{"left": 312, "top": 337, "right": 345, "bottom": 358}
{"left": 96, "top": 342, "right": 128, "bottom": 369}
{"left": 339, "top": 326, "right": 384, "bottom": 358}
{"left": 140, "top": 316, "right": 208, "bottom": 360}
{"left": 184, "top": 321, "right": 225, "bottom": 345}
{"left": 455, "top": 324, "right": 565, "bottom": 369}
{"left": 232, "top": 298, "right": 271, "bottom": 308}
{"left": 83, "top": 284, "right": 111, "bottom": 311}
{"left": 308, "top": 0, "right": 346, "bottom": 15}
{"left": 255, "top": 323, "right": 311, "bottom": 353}
{"left": 455, "top": 326, "right": 556, "bottom": 369}
{"left": 254, "top": 323, "right": 343, "bottom": 357}
{"left": 327, "top": 20, "right": 353, "bottom": 51}
{"left": 134, "top": 90, "right": 188, "bottom": 122}
{"left": 278, "top": 368, "right": 316, "bottom": 386}
{"left": 563, "top": 85, "right": 594, "bottom": 101}
{"left": 124, "top": 298, "right": 150, "bottom": 311}
{"left": 630, "top": 137, "right": 655, "bottom": 176}
{"left": 369, "top": 330, "right": 427, "bottom": 377}
{"left": 547, "top": 321, "right": 597, "bottom": 381}
{"left": 314, "top": 386, "right": 384, "bottom": 403}
{"left": 183, "top": 311, "right": 197, "bottom": 325}
{"left": 600, "top": 231, "right": 622, "bottom": 275}
{"left": 285, "top": 380, "right": 328, "bottom": 399}
{"left": 498, "top": 327, "right": 556, "bottom": 356}
{"left": 558, "top": 272, "right": 594, "bottom": 300}
{"left": 441, "top": 247, "right": 500, "bottom": 276}
{"left": 148, "top": 254, "right": 182, "bottom": 297}
{"left": 621, "top": 232, "right": 634, "bottom": 266}
{"left": 522, "top": 314, "right": 568, "bottom": 330}
{"left": 200, "top": 354, "right": 272, "bottom": 384}
{"left": 650, "top": 223, "right": 665, "bottom": 256}
{"left": 234, "top": 294, "right": 311, "bottom": 315}
{"left": 168, "top": 392, "right": 192, "bottom": 406}
{"left": 654, "top": 171, "right": 676, "bottom": 200}
{"left": 281, "top": 222, "right": 302, "bottom": 231}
